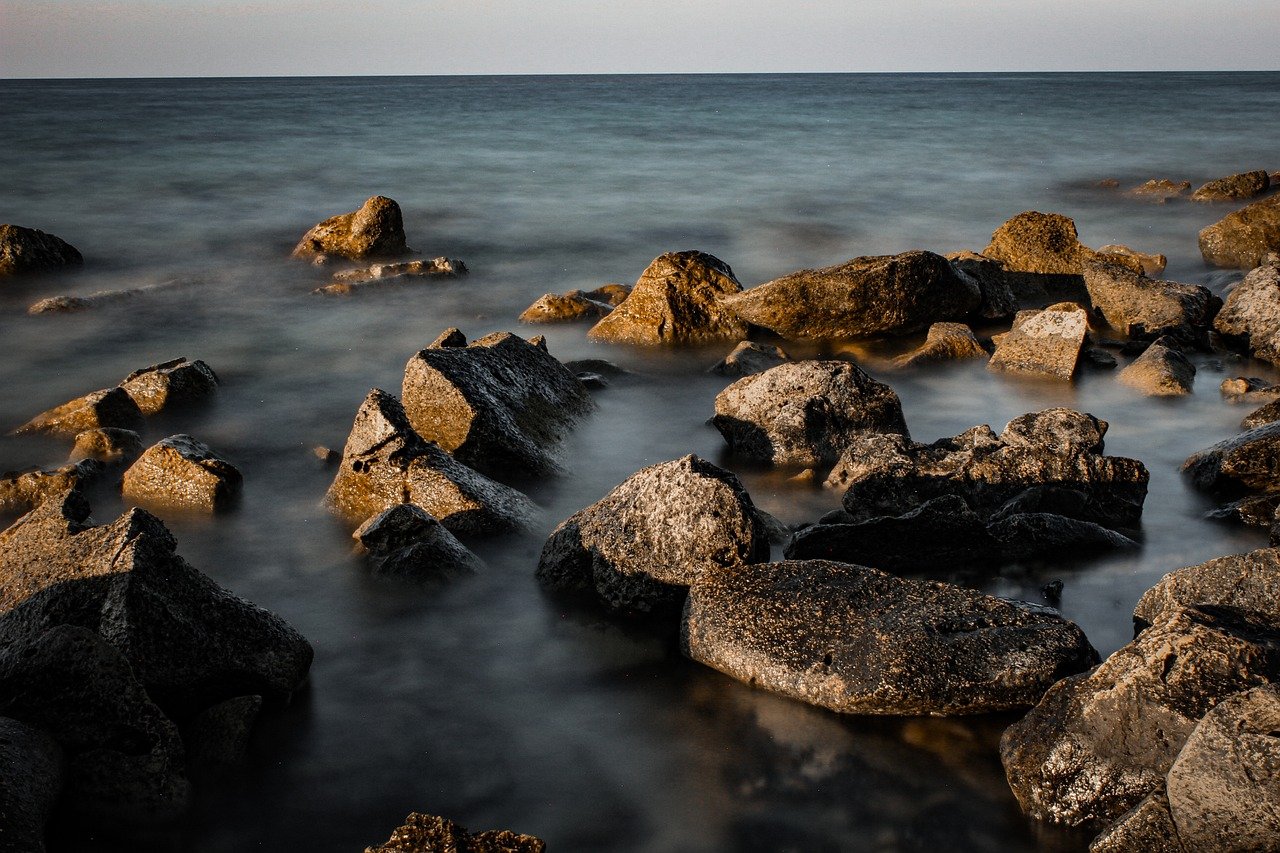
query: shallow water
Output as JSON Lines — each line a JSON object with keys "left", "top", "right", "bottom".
{"left": 2, "top": 72, "right": 1279, "bottom": 851}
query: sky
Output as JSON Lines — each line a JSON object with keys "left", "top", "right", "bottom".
{"left": 2, "top": 0, "right": 1278, "bottom": 78}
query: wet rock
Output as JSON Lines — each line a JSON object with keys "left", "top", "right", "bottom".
{"left": 1243, "top": 399, "right": 1280, "bottom": 429}
{"left": 1212, "top": 260, "right": 1280, "bottom": 362}
{"left": 313, "top": 445, "right": 340, "bottom": 466}
{"left": 1204, "top": 494, "right": 1280, "bottom": 527}
{"left": 946, "top": 251, "right": 1018, "bottom": 319}
{"left": 588, "top": 283, "right": 632, "bottom": 305}
{"left": 118, "top": 357, "right": 219, "bottom": 416}
{"left": 0, "top": 717, "right": 64, "bottom": 853}
{"left": 682, "top": 558, "right": 1097, "bottom": 715}
{"left": 184, "top": 695, "right": 262, "bottom": 769}
{"left": 982, "top": 211, "right": 1096, "bottom": 275}
{"left": 723, "top": 250, "right": 980, "bottom": 340}
{"left": 27, "top": 279, "right": 189, "bottom": 315}
{"left": 518, "top": 290, "right": 613, "bottom": 323}
{"left": 711, "top": 361, "right": 909, "bottom": 467}
{"left": 14, "top": 386, "right": 144, "bottom": 437}
{"left": 988, "top": 303, "right": 1089, "bottom": 380}
{"left": 1117, "top": 339, "right": 1195, "bottom": 397}
{"left": 325, "top": 389, "right": 538, "bottom": 536}
{"left": 314, "top": 257, "right": 467, "bottom": 295}
{"left": 0, "top": 224, "right": 83, "bottom": 277}
{"left": 710, "top": 341, "right": 791, "bottom": 376}
{"left": 1220, "top": 376, "right": 1280, "bottom": 402}
{"left": 0, "top": 459, "right": 101, "bottom": 515}
{"left": 1083, "top": 348, "right": 1118, "bottom": 369}
{"left": 1089, "top": 790, "right": 1185, "bottom": 853}
{"left": 429, "top": 327, "right": 467, "bottom": 348}
{"left": 587, "top": 250, "right": 748, "bottom": 345}
{"left": 1095, "top": 244, "right": 1168, "bottom": 278}
{"left": 69, "top": 427, "right": 143, "bottom": 465}
{"left": 893, "top": 322, "right": 988, "bottom": 367}
{"left": 1182, "top": 420, "right": 1280, "bottom": 495}
{"left": 365, "top": 812, "right": 546, "bottom": 853}
{"left": 1081, "top": 258, "right": 1218, "bottom": 342}
{"left": 121, "top": 435, "right": 243, "bottom": 513}
{"left": 1199, "top": 194, "right": 1280, "bottom": 269}
{"left": 353, "top": 503, "right": 483, "bottom": 580}
{"left": 401, "top": 331, "right": 593, "bottom": 477}
{"left": 1191, "top": 169, "right": 1271, "bottom": 203}
{"left": 1000, "top": 605, "right": 1280, "bottom": 830}
{"left": 537, "top": 455, "right": 769, "bottom": 615}
{"left": 291, "top": 195, "right": 408, "bottom": 261}
{"left": 1130, "top": 179, "right": 1192, "bottom": 201}
{"left": 1134, "top": 547, "right": 1280, "bottom": 632}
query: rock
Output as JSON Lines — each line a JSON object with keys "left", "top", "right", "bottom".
{"left": 0, "top": 224, "right": 83, "bottom": 277}
{"left": 1130, "top": 179, "right": 1192, "bottom": 201}
{"left": 587, "top": 283, "right": 631, "bottom": 305}
{"left": 1083, "top": 348, "right": 1118, "bottom": 369}
{"left": 1081, "top": 258, "right": 1218, "bottom": 342}
{"left": 184, "top": 695, "right": 262, "bottom": 768}
{"left": 1182, "top": 420, "right": 1280, "bottom": 495}
{"left": 537, "top": 455, "right": 769, "bottom": 615}
{"left": 118, "top": 357, "right": 219, "bottom": 416}
{"left": 0, "top": 460, "right": 102, "bottom": 516}
{"left": 711, "top": 361, "right": 909, "bottom": 467}
{"left": 401, "top": 331, "right": 594, "bottom": 477}
{"left": 1200, "top": 194, "right": 1280, "bottom": 269}
{"left": 1089, "top": 790, "right": 1185, "bottom": 853}
{"left": 313, "top": 445, "right": 340, "bottom": 466}
{"left": 1117, "top": 339, "right": 1196, "bottom": 397}
{"left": 13, "top": 386, "right": 144, "bottom": 437}
{"left": 892, "top": 322, "right": 988, "bottom": 367}
{"left": 988, "top": 303, "right": 1089, "bottom": 380}
{"left": 0, "top": 717, "right": 64, "bottom": 853}
{"left": 429, "top": 327, "right": 467, "bottom": 348}
{"left": 1042, "top": 580, "right": 1065, "bottom": 603}
{"left": 1165, "top": 685, "right": 1280, "bottom": 851}
{"left": 946, "top": 251, "right": 1019, "bottom": 319}
{"left": 561, "top": 358, "right": 632, "bottom": 379}
{"left": 291, "top": 195, "right": 408, "bottom": 261}
{"left": 1213, "top": 261, "right": 1280, "bottom": 361}
{"left": 710, "top": 341, "right": 791, "bottom": 376}
{"left": 1204, "top": 494, "right": 1280, "bottom": 528}
{"left": 1244, "top": 399, "right": 1280, "bottom": 430}
{"left": 1191, "top": 170, "right": 1271, "bottom": 202}
{"left": 121, "top": 435, "right": 243, "bottom": 513}
{"left": 313, "top": 257, "right": 467, "bottom": 295}
{"left": 365, "top": 812, "right": 546, "bottom": 853}
{"left": 999, "top": 605, "right": 1280, "bottom": 830}
{"left": 68, "top": 427, "right": 143, "bottom": 465}
{"left": 518, "top": 290, "right": 612, "bottom": 323}
{"left": 27, "top": 279, "right": 189, "bottom": 315}
{"left": 587, "top": 250, "right": 748, "bottom": 345}
{"left": 682, "top": 558, "right": 1097, "bottom": 715}
{"left": 982, "top": 211, "right": 1096, "bottom": 275}
{"left": 722, "top": 250, "right": 980, "bottom": 340}
{"left": 325, "top": 389, "right": 538, "bottom": 536}
{"left": 1133, "top": 547, "right": 1280, "bottom": 632}
{"left": 1096, "top": 245, "right": 1168, "bottom": 278}
{"left": 353, "top": 504, "right": 483, "bottom": 580}
{"left": 1220, "top": 376, "right": 1280, "bottom": 401}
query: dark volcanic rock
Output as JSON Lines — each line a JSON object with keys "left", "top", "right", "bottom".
{"left": 537, "top": 455, "right": 769, "bottom": 615}
{"left": 121, "top": 435, "right": 243, "bottom": 513}
{"left": 184, "top": 695, "right": 262, "bottom": 769}
{"left": 587, "top": 250, "right": 748, "bottom": 345}
{"left": 0, "top": 224, "right": 83, "bottom": 277}
{"left": 325, "top": 389, "right": 538, "bottom": 536}
{"left": 118, "top": 357, "right": 219, "bottom": 416}
{"left": 893, "top": 322, "right": 988, "bottom": 367}
{"left": 291, "top": 195, "right": 408, "bottom": 261}
{"left": 14, "top": 386, "right": 144, "bottom": 437}
{"left": 1081, "top": 258, "right": 1218, "bottom": 342}
{"left": 682, "top": 559, "right": 1097, "bottom": 715}
{"left": 1191, "top": 169, "right": 1271, "bottom": 203}
{"left": 0, "top": 717, "right": 64, "bottom": 853}
{"left": 711, "top": 360, "right": 909, "bottom": 467}
{"left": 1199, "top": 194, "right": 1280, "bottom": 269}
{"left": 353, "top": 503, "right": 483, "bottom": 580}
{"left": 722, "top": 250, "right": 980, "bottom": 340}
{"left": 1134, "top": 547, "right": 1280, "bottom": 632}
{"left": 365, "top": 812, "right": 546, "bottom": 853}
{"left": 988, "top": 303, "right": 1089, "bottom": 380}
{"left": 710, "top": 341, "right": 791, "bottom": 376}
{"left": 1182, "top": 420, "right": 1280, "bottom": 495}
{"left": 401, "top": 331, "right": 593, "bottom": 477}
{"left": 1117, "top": 339, "right": 1196, "bottom": 397}
{"left": 1213, "top": 260, "right": 1280, "bottom": 362}
{"left": 68, "top": 427, "right": 143, "bottom": 465}
{"left": 0, "top": 459, "right": 102, "bottom": 515}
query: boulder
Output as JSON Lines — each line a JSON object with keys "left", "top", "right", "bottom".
{"left": 988, "top": 302, "right": 1089, "bottom": 380}
{"left": 1000, "top": 605, "right": 1280, "bottom": 830}
{"left": 518, "top": 290, "right": 613, "bottom": 323}
{"left": 1095, "top": 244, "right": 1168, "bottom": 278}
{"left": 365, "top": 812, "right": 545, "bottom": 853}
{"left": 14, "top": 386, "right": 144, "bottom": 437}
{"left": 291, "top": 195, "right": 408, "bottom": 261}
{"left": 0, "top": 717, "right": 64, "bottom": 853}
{"left": 537, "top": 455, "right": 769, "bottom": 614}
{"left": 587, "top": 250, "right": 748, "bottom": 345}
{"left": 184, "top": 695, "right": 262, "bottom": 768}
{"left": 0, "top": 224, "right": 83, "bottom": 277}
{"left": 1130, "top": 179, "right": 1191, "bottom": 201}
{"left": 401, "top": 331, "right": 594, "bottom": 477}
{"left": 722, "top": 250, "right": 980, "bottom": 340}
{"left": 711, "top": 361, "right": 909, "bottom": 467}
{"left": 325, "top": 389, "right": 538, "bottom": 536}
{"left": 982, "top": 211, "right": 1094, "bottom": 275}
{"left": 1089, "top": 790, "right": 1185, "bottom": 853}
{"left": 121, "top": 435, "right": 243, "bottom": 513}
{"left": 1081, "top": 258, "right": 1218, "bottom": 342}
{"left": 1244, "top": 399, "right": 1280, "bottom": 430}
{"left": 1200, "top": 194, "right": 1280, "bottom": 269}
{"left": 682, "top": 558, "right": 1097, "bottom": 715}
{"left": 1182, "top": 420, "right": 1280, "bottom": 495}
{"left": 710, "top": 341, "right": 791, "bottom": 376}
{"left": 946, "top": 251, "right": 1018, "bottom": 319}
{"left": 1191, "top": 170, "right": 1271, "bottom": 203}
{"left": 1213, "top": 260, "right": 1280, "bottom": 362}
{"left": 313, "top": 257, "right": 467, "bottom": 295}
{"left": 1134, "top": 547, "right": 1280, "bottom": 631}
{"left": 892, "top": 322, "right": 988, "bottom": 367}
{"left": 0, "top": 459, "right": 101, "bottom": 516}
{"left": 117, "top": 357, "right": 219, "bottom": 415}
{"left": 68, "top": 427, "right": 143, "bottom": 465}
{"left": 353, "top": 503, "right": 483, "bottom": 580}
{"left": 1117, "top": 339, "right": 1195, "bottom": 397}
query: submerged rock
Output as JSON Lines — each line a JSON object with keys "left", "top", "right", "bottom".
{"left": 710, "top": 341, "right": 791, "bottom": 376}
{"left": 27, "top": 279, "right": 190, "bottom": 315}
{"left": 68, "top": 427, "right": 143, "bottom": 465}
{"left": 0, "top": 224, "right": 83, "bottom": 277}
{"left": 1212, "top": 260, "right": 1280, "bottom": 362}
{"left": 365, "top": 812, "right": 546, "bottom": 853}
{"left": 1199, "top": 194, "right": 1280, "bottom": 269}
{"left": 184, "top": 694, "right": 262, "bottom": 769}
{"left": 14, "top": 386, "right": 144, "bottom": 437}
{"left": 893, "top": 322, "right": 988, "bottom": 367}
{"left": 1130, "top": 179, "right": 1192, "bottom": 201}
{"left": 353, "top": 503, "right": 483, "bottom": 580}
{"left": 1182, "top": 420, "right": 1280, "bottom": 495}
{"left": 0, "top": 717, "right": 64, "bottom": 853}
{"left": 291, "top": 195, "right": 408, "bottom": 261}
{"left": 1134, "top": 547, "right": 1280, "bottom": 631}
{"left": 1191, "top": 169, "right": 1271, "bottom": 203}
{"left": 121, "top": 435, "right": 243, "bottom": 513}
{"left": 0, "top": 459, "right": 102, "bottom": 516}
{"left": 313, "top": 257, "right": 467, "bottom": 295}
{"left": 1081, "top": 259, "right": 1218, "bottom": 342}
{"left": 118, "top": 357, "right": 219, "bottom": 416}
{"left": 1117, "top": 339, "right": 1195, "bottom": 397}
{"left": 519, "top": 284, "right": 628, "bottom": 324}
{"left": 988, "top": 303, "right": 1089, "bottom": 380}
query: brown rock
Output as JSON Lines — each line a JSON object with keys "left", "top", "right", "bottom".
{"left": 365, "top": 812, "right": 545, "bottom": 853}
{"left": 988, "top": 302, "right": 1089, "bottom": 380}
{"left": 1200, "top": 195, "right": 1280, "bottom": 269}
{"left": 518, "top": 290, "right": 613, "bottom": 324}
{"left": 587, "top": 283, "right": 631, "bottom": 305}
{"left": 1191, "top": 170, "right": 1271, "bottom": 203}
{"left": 710, "top": 341, "right": 791, "bottom": 376}
{"left": 1213, "top": 260, "right": 1280, "bottom": 361}
{"left": 313, "top": 257, "right": 466, "bottom": 295}
{"left": 1243, "top": 399, "right": 1280, "bottom": 430}
{"left": 118, "top": 357, "right": 219, "bottom": 416}
{"left": 69, "top": 427, "right": 143, "bottom": 465}
{"left": 14, "top": 386, "right": 144, "bottom": 437}
{"left": 982, "top": 211, "right": 1095, "bottom": 275}
{"left": 1182, "top": 420, "right": 1280, "bottom": 495}
{"left": 121, "top": 435, "right": 242, "bottom": 513}
{"left": 893, "top": 322, "right": 988, "bottom": 367}
{"left": 1096, "top": 245, "right": 1168, "bottom": 278}
{"left": 0, "top": 224, "right": 83, "bottom": 277}
{"left": 1117, "top": 339, "right": 1195, "bottom": 397}
{"left": 1089, "top": 790, "right": 1186, "bottom": 853}
{"left": 291, "top": 196, "right": 408, "bottom": 261}
{"left": 1130, "top": 179, "right": 1192, "bottom": 201}
{"left": 945, "top": 251, "right": 1019, "bottom": 318}
{"left": 1134, "top": 547, "right": 1280, "bottom": 632}
{"left": 0, "top": 460, "right": 102, "bottom": 516}
{"left": 1081, "top": 258, "right": 1218, "bottom": 341}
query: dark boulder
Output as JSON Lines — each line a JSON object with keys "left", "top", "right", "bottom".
{"left": 946, "top": 251, "right": 1018, "bottom": 319}
{"left": 1116, "top": 339, "right": 1196, "bottom": 397}
{"left": 0, "top": 717, "right": 64, "bottom": 853}
{"left": 1182, "top": 420, "right": 1280, "bottom": 495}
{"left": 0, "top": 224, "right": 83, "bottom": 277}
{"left": 893, "top": 322, "right": 988, "bottom": 367}
{"left": 14, "top": 386, "right": 144, "bottom": 438}
{"left": 184, "top": 695, "right": 262, "bottom": 769}
{"left": 1243, "top": 399, "right": 1280, "bottom": 430}
{"left": 365, "top": 812, "right": 545, "bottom": 853}
{"left": 1134, "top": 547, "right": 1280, "bottom": 631}
{"left": 291, "top": 195, "right": 408, "bottom": 261}
{"left": 1191, "top": 169, "right": 1271, "bottom": 203}
{"left": 710, "top": 341, "right": 791, "bottom": 377}
{"left": 1081, "top": 258, "right": 1218, "bottom": 342}
{"left": 1212, "top": 260, "right": 1280, "bottom": 362}
{"left": 1089, "top": 790, "right": 1185, "bottom": 853}
{"left": 353, "top": 503, "right": 483, "bottom": 580}
{"left": 121, "top": 435, "right": 243, "bottom": 513}
{"left": 1199, "top": 194, "right": 1280, "bottom": 269}
{"left": 118, "top": 357, "right": 219, "bottom": 416}
{"left": 988, "top": 303, "right": 1089, "bottom": 380}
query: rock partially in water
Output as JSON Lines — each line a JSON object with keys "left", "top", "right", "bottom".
{"left": 587, "top": 250, "right": 748, "bottom": 345}
{"left": 518, "top": 290, "right": 612, "bottom": 323}
{"left": 68, "top": 427, "right": 143, "bottom": 466}
{"left": 893, "top": 322, "right": 988, "bottom": 367}
{"left": 946, "top": 251, "right": 1018, "bottom": 319}
{"left": 711, "top": 361, "right": 909, "bottom": 467}
{"left": 1117, "top": 339, "right": 1196, "bottom": 397}
{"left": 313, "top": 257, "right": 467, "bottom": 295}
{"left": 1212, "top": 260, "right": 1280, "bottom": 362}
{"left": 0, "top": 224, "right": 83, "bottom": 277}
{"left": 401, "top": 331, "right": 593, "bottom": 478}
{"left": 291, "top": 195, "right": 409, "bottom": 261}
{"left": 1095, "top": 244, "right": 1168, "bottom": 278}
{"left": 1081, "top": 258, "right": 1218, "bottom": 342}
{"left": 0, "top": 716, "right": 64, "bottom": 853}
{"left": 537, "top": 455, "right": 769, "bottom": 615}
{"left": 982, "top": 211, "right": 1096, "bottom": 275}
{"left": 1200, "top": 194, "right": 1280, "bottom": 269}
{"left": 27, "top": 279, "right": 190, "bottom": 315}
{"left": 0, "top": 459, "right": 102, "bottom": 516}
{"left": 1191, "top": 169, "right": 1271, "bottom": 203}
{"left": 1133, "top": 547, "right": 1280, "bottom": 631}
{"left": 365, "top": 812, "right": 546, "bottom": 853}
{"left": 14, "top": 386, "right": 144, "bottom": 438}
{"left": 1088, "top": 790, "right": 1184, "bottom": 853}
{"left": 722, "top": 250, "right": 980, "bottom": 340}
{"left": 117, "top": 357, "right": 219, "bottom": 416}
{"left": 1243, "top": 398, "right": 1280, "bottom": 430}
{"left": 682, "top": 558, "right": 1097, "bottom": 715}
{"left": 1182, "top": 420, "right": 1280, "bottom": 495}
{"left": 988, "top": 303, "right": 1089, "bottom": 380}
{"left": 1220, "top": 375, "right": 1280, "bottom": 401}
{"left": 121, "top": 435, "right": 243, "bottom": 513}
{"left": 710, "top": 341, "right": 791, "bottom": 377}
{"left": 184, "top": 695, "right": 262, "bottom": 769}
{"left": 353, "top": 503, "right": 483, "bottom": 580}
{"left": 1130, "top": 179, "right": 1192, "bottom": 201}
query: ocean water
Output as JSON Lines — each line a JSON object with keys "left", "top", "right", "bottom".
{"left": 2, "top": 72, "right": 1279, "bottom": 851}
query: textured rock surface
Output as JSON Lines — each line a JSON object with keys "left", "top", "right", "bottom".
{"left": 1089, "top": 790, "right": 1186, "bottom": 853}
{"left": 14, "top": 386, "right": 144, "bottom": 437}
{"left": 0, "top": 459, "right": 101, "bottom": 515}
{"left": 1244, "top": 398, "right": 1280, "bottom": 430}
{"left": 1200, "top": 194, "right": 1280, "bottom": 269}
{"left": 519, "top": 285, "right": 627, "bottom": 323}
{"left": 365, "top": 812, "right": 546, "bottom": 853}
{"left": 118, "top": 357, "right": 219, "bottom": 415}
{"left": 711, "top": 361, "right": 909, "bottom": 467}
{"left": 946, "top": 251, "right": 1019, "bottom": 319}
{"left": 1134, "top": 547, "right": 1280, "bottom": 631}
{"left": 1182, "top": 420, "right": 1280, "bottom": 495}
{"left": 893, "top": 322, "right": 988, "bottom": 367}
{"left": 537, "top": 455, "right": 769, "bottom": 614}
{"left": 402, "top": 331, "right": 593, "bottom": 477}
{"left": 1117, "top": 339, "right": 1195, "bottom": 397}
{"left": 291, "top": 195, "right": 408, "bottom": 261}
{"left": 1130, "top": 179, "right": 1191, "bottom": 201}
{"left": 68, "top": 427, "right": 143, "bottom": 465}
{"left": 326, "top": 389, "right": 538, "bottom": 535}
{"left": 710, "top": 341, "right": 791, "bottom": 376}
{"left": 0, "top": 717, "right": 64, "bottom": 853}
{"left": 723, "top": 250, "right": 980, "bottom": 340}
{"left": 683, "top": 559, "right": 1096, "bottom": 715}
{"left": 353, "top": 503, "right": 483, "bottom": 580}
{"left": 982, "top": 211, "right": 1095, "bottom": 275}
{"left": 1191, "top": 169, "right": 1271, "bottom": 202}
{"left": 988, "top": 303, "right": 1089, "bottom": 380}
{"left": 1095, "top": 244, "right": 1168, "bottom": 278}
{"left": 121, "top": 435, "right": 243, "bottom": 512}
{"left": 1081, "top": 259, "right": 1218, "bottom": 342}
{"left": 587, "top": 250, "right": 747, "bottom": 345}
{"left": 314, "top": 257, "right": 467, "bottom": 295}
{"left": 1213, "top": 260, "right": 1280, "bottom": 362}
{"left": 0, "top": 224, "right": 83, "bottom": 277}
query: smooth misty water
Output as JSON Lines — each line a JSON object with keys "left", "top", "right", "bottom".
{"left": 2, "top": 72, "right": 1279, "bottom": 852}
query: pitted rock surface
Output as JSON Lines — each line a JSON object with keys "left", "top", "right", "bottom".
{"left": 353, "top": 503, "right": 483, "bottom": 580}
{"left": 0, "top": 224, "right": 83, "bottom": 276}
{"left": 1182, "top": 420, "right": 1280, "bottom": 496}
{"left": 1134, "top": 547, "right": 1280, "bottom": 631}
{"left": 988, "top": 303, "right": 1089, "bottom": 380}
{"left": 1082, "top": 259, "right": 1218, "bottom": 342}
{"left": 121, "top": 435, "right": 242, "bottom": 512}
{"left": 1200, "top": 194, "right": 1280, "bottom": 269}
{"left": 291, "top": 195, "right": 408, "bottom": 261}
{"left": 1213, "top": 260, "right": 1280, "bottom": 363}
{"left": 0, "top": 717, "right": 64, "bottom": 853}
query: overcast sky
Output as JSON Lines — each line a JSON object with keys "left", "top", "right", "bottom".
{"left": 2, "top": 0, "right": 1278, "bottom": 77}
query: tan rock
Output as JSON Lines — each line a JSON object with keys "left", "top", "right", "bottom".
{"left": 13, "top": 387, "right": 144, "bottom": 437}
{"left": 1096, "top": 244, "right": 1168, "bottom": 278}
{"left": 121, "top": 435, "right": 242, "bottom": 513}
{"left": 1200, "top": 195, "right": 1280, "bottom": 269}
{"left": 0, "top": 224, "right": 82, "bottom": 277}
{"left": 118, "top": 357, "right": 219, "bottom": 416}
{"left": 365, "top": 812, "right": 544, "bottom": 853}
{"left": 893, "top": 322, "right": 987, "bottom": 367}
{"left": 1130, "top": 179, "right": 1192, "bottom": 201}
{"left": 988, "top": 302, "right": 1089, "bottom": 380}
{"left": 518, "top": 290, "right": 613, "bottom": 323}
{"left": 69, "top": 428, "right": 143, "bottom": 465}
{"left": 291, "top": 195, "right": 408, "bottom": 261}
{"left": 1191, "top": 169, "right": 1271, "bottom": 202}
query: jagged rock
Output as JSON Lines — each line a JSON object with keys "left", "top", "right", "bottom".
{"left": 711, "top": 361, "right": 909, "bottom": 467}
{"left": 13, "top": 386, "right": 144, "bottom": 437}
{"left": 1134, "top": 547, "right": 1280, "bottom": 631}
{"left": 1081, "top": 258, "right": 1218, "bottom": 341}
{"left": 325, "top": 389, "right": 538, "bottom": 536}
{"left": 710, "top": 341, "right": 790, "bottom": 376}
{"left": 982, "top": 211, "right": 1096, "bottom": 275}
{"left": 1191, "top": 170, "right": 1271, "bottom": 203}
{"left": 1243, "top": 399, "right": 1280, "bottom": 430}
{"left": 184, "top": 695, "right": 262, "bottom": 768}
{"left": 587, "top": 250, "right": 747, "bottom": 345}
{"left": 0, "top": 717, "right": 64, "bottom": 853}
{"left": 1117, "top": 339, "right": 1195, "bottom": 397}
{"left": 313, "top": 257, "right": 467, "bottom": 295}
{"left": 988, "top": 303, "right": 1089, "bottom": 380}
{"left": 1089, "top": 790, "right": 1185, "bottom": 853}
{"left": 1182, "top": 420, "right": 1280, "bottom": 495}
{"left": 291, "top": 195, "right": 408, "bottom": 261}
{"left": 0, "top": 224, "right": 83, "bottom": 277}
{"left": 365, "top": 812, "right": 545, "bottom": 853}
{"left": 121, "top": 435, "right": 243, "bottom": 513}
{"left": 537, "top": 455, "right": 769, "bottom": 615}
{"left": 1213, "top": 260, "right": 1280, "bottom": 361}
{"left": 1130, "top": 179, "right": 1191, "bottom": 201}
{"left": 401, "top": 331, "right": 593, "bottom": 477}
{"left": 723, "top": 250, "right": 980, "bottom": 340}
{"left": 893, "top": 322, "right": 988, "bottom": 367}
{"left": 118, "top": 358, "right": 219, "bottom": 416}
{"left": 1096, "top": 245, "right": 1168, "bottom": 278}
{"left": 946, "top": 251, "right": 1019, "bottom": 319}
{"left": 69, "top": 427, "right": 143, "bottom": 465}
{"left": 1200, "top": 195, "right": 1280, "bottom": 269}
{"left": 682, "top": 558, "right": 1097, "bottom": 715}
{"left": 1000, "top": 605, "right": 1280, "bottom": 830}
{"left": 518, "top": 290, "right": 612, "bottom": 323}
{"left": 353, "top": 503, "right": 483, "bottom": 580}
{"left": 0, "top": 459, "right": 101, "bottom": 515}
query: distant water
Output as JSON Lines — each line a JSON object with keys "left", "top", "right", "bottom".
{"left": 2, "top": 72, "right": 1279, "bottom": 852}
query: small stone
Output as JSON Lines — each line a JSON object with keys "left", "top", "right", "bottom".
{"left": 365, "top": 812, "right": 545, "bottom": 853}
{"left": 1213, "top": 261, "right": 1280, "bottom": 362}
{"left": 314, "top": 257, "right": 468, "bottom": 295}
{"left": 14, "top": 386, "right": 144, "bottom": 437}
{"left": 988, "top": 303, "right": 1089, "bottom": 380}
{"left": 118, "top": 357, "right": 219, "bottom": 416}
{"left": 1117, "top": 338, "right": 1195, "bottom": 396}
{"left": 1083, "top": 348, "right": 1118, "bottom": 369}
{"left": 69, "top": 428, "right": 143, "bottom": 465}
{"left": 0, "top": 459, "right": 102, "bottom": 516}
{"left": 982, "top": 211, "right": 1095, "bottom": 275}
{"left": 1081, "top": 258, "right": 1218, "bottom": 342}
{"left": 893, "top": 322, "right": 988, "bottom": 367}
{"left": 313, "top": 445, "right": 340, "bottom": 466}
{"left": 519, "top": 290, "right": 613, "bottom": 323}
{"left": 1130, "top": 179, "right": 1192, "bottom": 201}
{"left": 121, "top": 435, "right": 242, "bottom": 513}
{"left": 1243, "top": 399, "right": 1280, "bottom": 430}
{"left": 1042, "top": 579, "right": 1064, "bottom": 602}
{"left": 1096, "top": 244, "right": 1168, "bottom": 278}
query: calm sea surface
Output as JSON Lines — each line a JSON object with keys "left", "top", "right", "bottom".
{"left": 2, "top": 72, "right": 1279, "bottom": 851}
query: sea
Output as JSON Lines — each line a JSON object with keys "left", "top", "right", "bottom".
{"left": 2, "top": 72, "right": 1279, "bottom": 852}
